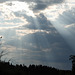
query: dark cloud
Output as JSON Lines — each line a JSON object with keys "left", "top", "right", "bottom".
{"left": 13, "top": 12, "right": 74, "bottom": 54}
{"left": 33, "top": 1, "right": 47, "bottom": 11}
{"left": 0, "top": 0, "right": 65, "bottom": 12}
{"left": 14, "top": 12, "right": 53, "bottom": 30}
{"left": 18, "top": 0, "right": 64, "bottom": 3}
{"left": 32, "top": 0, "right": 65, "bottom": 11}
{"left": 5, "top": 29, "right": 73, "bottom": 69}
{"left": 4, "top": 10, "right": 74, "bottom": 69}
{"left": 0, "top": 0, "right": 8, "bottom": 3}
{"left": 16, "top": 0, "right": 65, "bottom": 11}
{"left": 19, "top": 13, "right": 57, "bottom": 32}
{"left": 1, "top": 9, "right": 74, "bottom": 69}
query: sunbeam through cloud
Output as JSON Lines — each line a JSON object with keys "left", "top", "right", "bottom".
{"left": 0, "top": 0, "right": 75, "bottom": 70}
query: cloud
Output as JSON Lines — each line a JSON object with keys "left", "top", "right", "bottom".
{"left": 0, "top": 0, "right": 8, "bottom": 3}
{"left": 56, "top": 8, "right": 75, "bottom": 25}
{"left": 0, "top": 11, "right": 73, "bottom": 70}
{"left": 0, "top": 0, "right": 64, "bottom": 11}
{"left": 18, "top": 0, "right": 64, "bottom": 3}
{"left": 32, "top": 0, "right": 65, "bottom": 11}
{"left": 17, "top": 0, "right": 65, "bottom": 13}
{"left": 0, "top": 2, "right": 29, "bottom": 28}
{"left": 53, "top": 7, "right": 75, "bottom": 35}
{"left": 0, "top": 0, "right": 74, "bottom": 70}
{"left": 3, "top": 28, "right": 73, "bottom": 69}
{"left": 16, "top": 13, "right": 57, "bottom": 32}
{"left": 65, "top": 23, "right": 75, "bottom": 28}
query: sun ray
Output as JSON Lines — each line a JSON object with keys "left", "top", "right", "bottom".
{"left": 44, "top": 0, "right": 75, "bottom": 52}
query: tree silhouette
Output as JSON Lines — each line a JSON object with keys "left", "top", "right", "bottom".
{"left": 0, "top": 36, "right": 72, "bottom": 75}
{"left": 69, "top": 55, "right": 75, "bottom": 75}
{"left": 0, "top": 51, "right": 9, "bottom": 61}
{"left": 0, "top": 60, "right": 72, "bottom": 75}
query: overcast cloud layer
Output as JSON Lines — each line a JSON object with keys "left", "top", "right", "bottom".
{"left": 0, "top": 0, "right": 75, "bottom": 70}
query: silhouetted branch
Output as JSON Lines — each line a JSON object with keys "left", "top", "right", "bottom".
{"left": 0, "top": 51, "right": 9, "bottom": 61}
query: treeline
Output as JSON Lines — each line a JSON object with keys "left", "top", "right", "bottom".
{"left": 0, "top": 61, "right": 72, "bottom": 75}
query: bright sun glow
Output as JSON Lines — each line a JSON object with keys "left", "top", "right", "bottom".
{"left": 42, "top": 3, "right": 68, "bottom": 21}
{"left": 43, "top": 0, "right": 75, "bottom": 21}
{"left": 0, "top": 1, "right": 35, "bottom": 28}
{"left": 5, "top": 1, "right": 29, "bottom": 12}
{"left": 4, "top": 1, "right": 35, "bottom": 17}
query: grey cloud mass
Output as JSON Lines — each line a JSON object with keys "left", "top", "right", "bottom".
{"left": 4, "top": 28, "right": 73, "bottom": 69}
{"left": 32, "top": 0, "right": 65, "bottom": 11}
{"left": 54, "top": 7, "right": 75, "bottom": 35}
{"left": 1, "top": 12, "right": 73, "bottom": 69}
{"left": 0, "top": 0, "right": 8, "bottom": 3}
{"left": 0, "top": 0, "right": 74, "bottom": 70}
{"left": 55, "top": 8, "right": 75, "bottom": 25}
{"left": 14, "top": 12, "right": 55, "bottom": 31}
{"left": 26, "top": 0, "right": 65, "bottom": 11}
{"left": 18, "top": 0, "right": 64, "bottom": 3}
{"left": 0, "top": 0, "right": 65, "bottom": 11}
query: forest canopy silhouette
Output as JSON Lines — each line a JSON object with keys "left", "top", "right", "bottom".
{"left": 0, "top": 60, "right": 72, "bottom": 75}
{"left": 0, "top": 51, "right": 73, "bottom": 75}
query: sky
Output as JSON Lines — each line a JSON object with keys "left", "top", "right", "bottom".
{"left": 0, "top": 0, "right": 75, "bottom": 70}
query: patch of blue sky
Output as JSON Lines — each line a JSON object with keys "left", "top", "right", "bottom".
{"left": 0, "top": 18, "right": 23, "bottom": 23}
{"left": 5, "top": 18, "right": 24, "bottom": 23}
{"left": 0, "top": 24, "right": 17, "bottom": 27}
